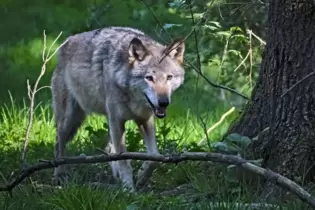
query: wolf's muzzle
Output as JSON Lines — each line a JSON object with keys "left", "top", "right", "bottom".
{"left": 158, "top": 96, "right": 169, "bottom": 108}
{"left": 144, "top": 94, "right": 169, "bottom": 119}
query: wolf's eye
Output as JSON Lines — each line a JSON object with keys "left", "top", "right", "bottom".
{"left": 167, "top": 75, "right": 173, "bottom": 80}
{"left": 145, "top": 75, "right": 154, "bottom": 82}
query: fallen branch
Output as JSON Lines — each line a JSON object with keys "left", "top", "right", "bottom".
{"left": 1, "top": 152, "right": 315, "bottom": 207}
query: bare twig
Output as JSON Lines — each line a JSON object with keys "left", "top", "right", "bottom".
{"left": 20, "top": 31, "right": 67, "bottom": 167}
{"left": 158, "top": 14, "right": 206, "bottom": 64}
{"left": 198, "top": 114, "right": 211, "bottom": 148}
{"left": 140, "top": 0, "right": 172, "bottom": 41}
{"left": 234, "top": 50, "right": 250, "bottom": 72}
{"left": 198, "top": 107, "right": 236, "bottom": 145}
{"left": 217, "top": 33, "right": 231, "bottom": 81}
{"left": 1, "top": 152, "right": 315, "bottom": 207}
{"left": 232, "top": 29, "right": 264, "bottom": 93}
{"left": 281, "top": 71, "right": 315, "bottom": 98}
{"left": 35, "top": 86, "right": 51, "bottom": 93}
{"left": 247, "top": 29, "right": 266, "bottom": 46}
{"left": 248, "top": 29, "right": 253, "bottom": 88}
{"left": 187, "top": 0, "right": 209, "bottom": 148}
{"left": 183, "top": 59, "right": 249, "bottom": 100}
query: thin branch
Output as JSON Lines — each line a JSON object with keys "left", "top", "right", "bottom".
{"left": 26, "top": 80, "right": 32, "bottom": 100}
{"left": 46, "top": 38, "right": 67, "bottom": 61}
{"left": 1, "top": 152, "right": 315, "bottom": 207}
{"left": 159, "top": 15, "right": 206, "bottom": 64}
{"left": 35, "top": 86, "right": 51, "bottom": 94}
{"left": 247, "top": 29, "right": 266, "bottom": 46}
{"left": 198, "top": 114, "right": 212, "bottom": 148}
{"left": 42, "top": 31, "right": 46, "bottom": 62}
{"left": 248, "top": 29, "right": 253, "bottom": 88}
{"left": 233, "top": 50, "right": 250, "bottom": 72}
{"left": 217, "top": 33, "right": 231, "bottom": 82}
{"left": 188, "top": 0, "right": 208, "bottom": 148}
{"left": 281, "top": 71, "right": 315, "bottom": 98}
{"left": 183, "top": 59, "right": 249, "bottom": 100}
{"left": 20, "top": 31, "right": 67, "bottom": 167}
{"left": 198, "top": 107, "right": 236, "bottom": 145}
{"left": 140, "top": 0, "right": 172, "bottom": 41}
{"left": 45, "top": 32, "right": 63, "bottom": 61}
{"left": 188, "top": 0, "right": 201, "bottom": 72}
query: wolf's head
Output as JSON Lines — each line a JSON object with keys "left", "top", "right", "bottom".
{"left": 127, "top": 37, "right": 185, "bottom": 118}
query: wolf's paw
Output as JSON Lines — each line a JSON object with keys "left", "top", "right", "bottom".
{"left": 109, "top": 161, "right": 120, "bottom": 181}
{"left": 53, "top": 171, "right": 70, "bottom": 186}
{"left": 122, "top": 182, "right": 135, "bottom": 193}
{"left": 136, "top": 161, "right": 159, "bottom": 188}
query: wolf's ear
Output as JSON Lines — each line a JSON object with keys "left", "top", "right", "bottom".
{"left": 163, "top": 39, "right": 185, "bottom": 65}
{"left": 128, "top": 38, "right": 149, "bottom": 63}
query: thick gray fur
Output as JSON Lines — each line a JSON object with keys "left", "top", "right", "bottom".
{"left": 51, "top": 26, "right": 185, "bottom": 190}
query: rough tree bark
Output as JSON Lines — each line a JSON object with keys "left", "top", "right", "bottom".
{"left": 229, "top": 0, "right": 315, "bottom": 201}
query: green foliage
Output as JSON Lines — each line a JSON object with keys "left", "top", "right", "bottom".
{"left": 213, "top": 133, "right": 252, "bottom": 155}
{"left": 0, "top": 0, "right": 305, "bottom": 209}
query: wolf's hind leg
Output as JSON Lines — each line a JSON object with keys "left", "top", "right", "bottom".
{"left": 135, "top": 116, "right": 159, "bottom": 188}
{"left": 53, "top": 94, "right": 85, "bottom": 185}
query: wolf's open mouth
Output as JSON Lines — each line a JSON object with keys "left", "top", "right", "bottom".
{"left": 144, "top": 94, "right": 166, "bottom": 118}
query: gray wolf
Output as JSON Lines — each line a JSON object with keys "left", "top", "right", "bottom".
{"left": 51, "top": 26, "right": 185, "bottom": 190}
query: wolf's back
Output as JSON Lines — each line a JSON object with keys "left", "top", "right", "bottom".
{"left": 55, "top": 27, "right": 154, "bottom": 69}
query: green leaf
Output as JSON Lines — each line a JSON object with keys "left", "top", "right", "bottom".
{"left": 230, "top": 26, "right": 243, "bottom": 32}
{"left": 212, "top": 142, "right": 229, "bottom": 152}
{"left": 202, "top": 25, "right": 219, "bottom": 31}
{"left": 226, "top": 133, "right": 252, "bottom": 147}
{"left": 185, "top": 12, "right": 204, "bottom": 19}
{"left": 162, "top": 23, "right": 182, "bottom": 30}
{"left": 216, "top": 31, "right": 231, "bottom": 37}
{"left": 213, "top": 141, "right": 240, "bottom": 153}
{"left": 250, "top": 158, "right": 263, "bottom": 166}
{"left": 240, "top": 136, "right": 252, "bottom": 147}
{"left": 226, "top": 143, "right": 242, "bottom": 153}
{"left": 126, "top": 204, "right": 139, "bottom": 210}
{"left": 226, "top": 133, "right": 242, "bottom": 142}
{"left": 228, "top": 49, "right": 241, "bottom": 56}
{"left": 168, "top": 0, "right": 185, "bottom": 8}
{"left": 208, "top": 21, "right": 221, "bottom": 28}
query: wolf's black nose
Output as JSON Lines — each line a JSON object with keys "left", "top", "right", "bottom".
{"left": 158, "top": 97, "right": 169, "bottom": 107}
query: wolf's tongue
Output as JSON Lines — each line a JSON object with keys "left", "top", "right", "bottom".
{"left": 154, "top": 107, "right": 166, "bottom": 118}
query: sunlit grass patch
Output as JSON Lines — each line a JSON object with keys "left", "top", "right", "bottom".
{"left": 0, "top": 183, "right": 305, "bottom": 210}
{"left": 0, "top": 184, "right": 184, "bottom": 210}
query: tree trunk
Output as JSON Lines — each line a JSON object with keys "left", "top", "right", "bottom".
{"left": 229, "top": 0, "right": 315, "bottom": 201}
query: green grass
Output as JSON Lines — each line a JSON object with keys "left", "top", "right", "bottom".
{"left": 0, "top": 28, "right": 305, "bottom": 210}
{"left": 0, "top": 88, "right": 308, "bottom": 209}
{"left": 0, "top": 1, "right": 308, "bottom": 209}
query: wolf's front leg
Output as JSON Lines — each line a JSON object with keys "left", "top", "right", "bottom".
{"left": 104, "top": 133, "right": 119, "bottom": 182}
{"left": 107, "top": 115, "right": 134, "bottom": 190}
{"left": 135, "top": 116, "right": 159, "bottom": 188}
